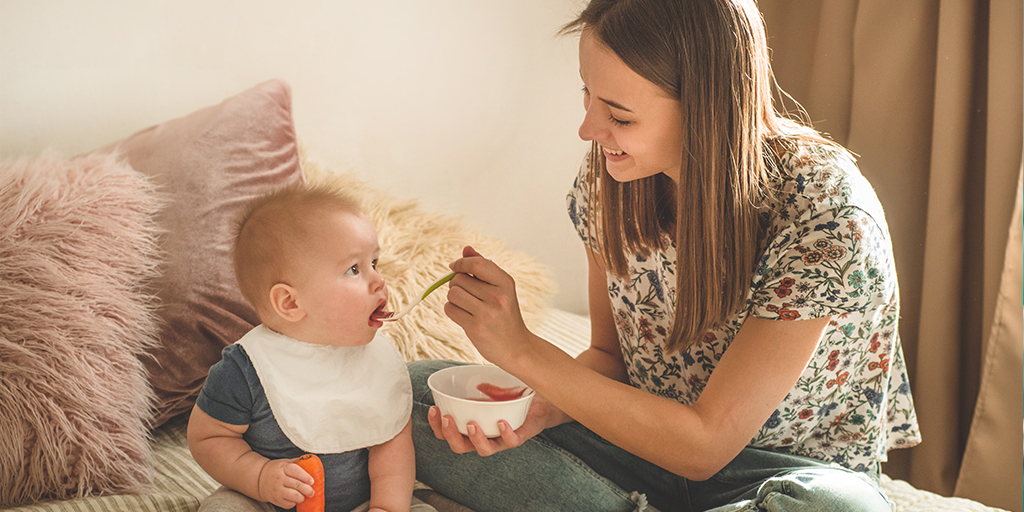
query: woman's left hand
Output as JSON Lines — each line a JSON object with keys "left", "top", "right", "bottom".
{"left": 444, "top": 245, "right": 532, "bottom": 368}
{"left": 427, "top": 392, "right": 568, "bottom": 457}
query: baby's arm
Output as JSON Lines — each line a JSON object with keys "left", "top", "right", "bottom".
{"left": 187, "top": 406, "right": 314, "bottom": 509}
{"left": 366, "top": 418, "right": 416, "bottom": 512}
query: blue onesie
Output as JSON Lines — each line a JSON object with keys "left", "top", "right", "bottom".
{"left": 197, "top": 343, "right": 371, "bottom": 512}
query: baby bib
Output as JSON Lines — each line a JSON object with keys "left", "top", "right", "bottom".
{"left": 238, "top": 325, "right": 412, "bottom": 453}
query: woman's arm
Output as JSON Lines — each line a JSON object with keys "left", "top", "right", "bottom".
{"left": 529, "top": 314, "right": 828, "bottom": 480}
{"left": 445, "top": 246, "right": 827, "bottom": 480}
{"left": 366, "top": 419, "right": 415, "bottom": 512}
{"left": 574, "top": 248, "right": 630, "bottom": 384}
{"left": 187, "top": 406, "right": 314, "bottom": 508}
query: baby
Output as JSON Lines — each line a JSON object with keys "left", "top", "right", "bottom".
{"left": 188, "top": 182, "right": 424, "bottom": 512}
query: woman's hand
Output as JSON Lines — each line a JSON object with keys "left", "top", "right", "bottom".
{"left": 439, "top": 246, "right": 575, "bottom": 456}
{"left": 444, "top": 246, "right": 533, "bottom": 368}
{"left": 426, "top": 393, "right": 569, "bottom": 456}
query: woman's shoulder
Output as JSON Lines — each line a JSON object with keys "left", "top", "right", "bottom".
{"left": 771, "top": 137, "right": 888, "bottom": 230}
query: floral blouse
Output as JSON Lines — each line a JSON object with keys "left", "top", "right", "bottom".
{"left": 566, "top": 141, "right": 921, "bottom": 472}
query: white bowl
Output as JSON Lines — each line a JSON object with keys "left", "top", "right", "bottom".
{"left": 427, "top": 364, "right": 535, "bottom": 438}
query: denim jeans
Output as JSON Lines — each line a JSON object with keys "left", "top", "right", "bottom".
{"left": 409, "top": 360, "right": 892, "bottom": 512}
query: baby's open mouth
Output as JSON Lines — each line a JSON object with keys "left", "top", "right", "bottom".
{"left": 369, "top": 301, "right": 393, "bottom": 324}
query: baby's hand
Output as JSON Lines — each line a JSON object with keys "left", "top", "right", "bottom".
{"left": 258, "top": 458, "right": 315, "bottom": 509}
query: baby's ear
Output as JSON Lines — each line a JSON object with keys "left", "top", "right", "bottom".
{"left": 269, "top": 283, "right": 306, "bottom": 323}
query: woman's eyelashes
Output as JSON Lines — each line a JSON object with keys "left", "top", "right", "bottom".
{"left": 583, "top": 85, "right": 631, "bottom": 127}
{"left": 608, "top": 114, "right": 630, "bottom": 127}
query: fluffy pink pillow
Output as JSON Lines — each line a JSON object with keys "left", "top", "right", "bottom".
{"left": 90, "top": 79, "right": 304, "bottom": 426}
{"left": 0, "top": 153, "right": 162, "bottom": 506}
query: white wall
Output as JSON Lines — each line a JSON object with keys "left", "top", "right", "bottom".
{"left": 0, "top": 0, "right": 592, "bottom": 314}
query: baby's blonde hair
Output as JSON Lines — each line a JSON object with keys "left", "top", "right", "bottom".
{"left": 233, "top": 182, "right": 362, "bottom": 315}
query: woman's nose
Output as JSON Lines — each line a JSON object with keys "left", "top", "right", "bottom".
{"left": 578, "top": 105, "right": 604, "bottom": 142}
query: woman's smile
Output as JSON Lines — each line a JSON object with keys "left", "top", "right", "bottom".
{"left": 601, "top": 145, "right": 628, "bottom": 162}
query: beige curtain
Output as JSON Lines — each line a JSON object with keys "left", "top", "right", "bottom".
{"left": 957, "top": 165, "right": 1023, "bottom": 508}
{"left": 759, "top": 1, "right": 1023, "bottom": 509}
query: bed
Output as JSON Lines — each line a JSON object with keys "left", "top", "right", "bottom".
{"left": 0, "top": 311, "right": 1009, "bottom": 512}
{"left": 0, "top": 80, "right": 1008, "bottom": 512}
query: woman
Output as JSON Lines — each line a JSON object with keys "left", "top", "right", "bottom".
{"left": 410, "top": 1, "right": 920, "bottom": 510}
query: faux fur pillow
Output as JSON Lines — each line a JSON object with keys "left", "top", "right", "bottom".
{"left": 89, "top": 79, "right": 304, "bottom": 426}
{"left": 0, "top": 152, "right": 163, "bottom": 506}
{"left": 301, "top": 152, "right": 555, "bottom": 363}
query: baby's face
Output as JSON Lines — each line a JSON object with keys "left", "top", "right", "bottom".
{"left": 290, "top": 210, "right": 389, "bottom": 346}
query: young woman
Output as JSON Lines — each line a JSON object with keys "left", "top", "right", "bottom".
{"left": 409, "top": 1, "right": 920, "bottom": 510}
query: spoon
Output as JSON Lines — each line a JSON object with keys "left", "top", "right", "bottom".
{"left": 382, "top": 271, "right": 456, "bottom": 321}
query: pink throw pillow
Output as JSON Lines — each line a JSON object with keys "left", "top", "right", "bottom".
{"left": 90, "top": 79, "right": 304, "bottom": 426}
{"left": 0, "top": 153, "right": 162, "bottom": 505}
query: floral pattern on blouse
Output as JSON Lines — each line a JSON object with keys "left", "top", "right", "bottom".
{"left": 566, "top": 142, "right": 921, "bottom": 472}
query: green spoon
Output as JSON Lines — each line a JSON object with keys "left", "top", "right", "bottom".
{"left": 383, "top": 271, "right": 456, "bottom": 321}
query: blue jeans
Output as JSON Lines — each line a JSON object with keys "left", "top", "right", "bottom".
{"left": 409, "top": 360, "right": 892, "bottom": 512}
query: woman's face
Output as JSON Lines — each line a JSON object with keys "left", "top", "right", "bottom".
{"left": 577, "top": 30, "right": 684, "bottom": 183}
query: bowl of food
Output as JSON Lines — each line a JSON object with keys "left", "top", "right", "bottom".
{"left": 427, "top": 364, "right": 535, "bottom": 438}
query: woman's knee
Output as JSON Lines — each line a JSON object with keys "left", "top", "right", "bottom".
{"left": 755, "top": 467, "right": 890, "bottom": 512}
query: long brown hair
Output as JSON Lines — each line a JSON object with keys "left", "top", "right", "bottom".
{"left": 563, "top": 0, "right": 815, "bottom": 352}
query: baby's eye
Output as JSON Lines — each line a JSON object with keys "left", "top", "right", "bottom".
{"left": 371, "top": 259, "right": 378, "bottom": 270}
{"left": 346, "top": 265, "right": 359, "bottom": 276}
{"left": 581, "top": 85, "right": 590, "bottom": 96}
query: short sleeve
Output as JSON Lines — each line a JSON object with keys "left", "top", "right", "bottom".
{"left": 566, "top": 157, "right": 597, "bottom": 251}
{"left": 748, "top": 205, "right": 896, "bottom": 321}
{"left": 195, "top": 344, "right": 257, "bottom": 426}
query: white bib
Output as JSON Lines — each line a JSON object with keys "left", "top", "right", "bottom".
{"left": 237, "top": 325, "right": 412, "bottom": 454}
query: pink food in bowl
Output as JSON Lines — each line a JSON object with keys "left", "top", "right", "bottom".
{"left": 427, "top": 364, "right": 534, "bottom": 437}
{"left": 474, "top": 383, "right": 527, "bottom": 401}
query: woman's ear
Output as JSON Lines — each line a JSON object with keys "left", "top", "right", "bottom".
{"left": 269, "top": 283, "right": 306, "bottom": 323}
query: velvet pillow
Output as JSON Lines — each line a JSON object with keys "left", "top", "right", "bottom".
{"left": 0, "top": 153, "right": 162, "bottom": 506}
{"left": 90, "top": 79, "right": 304, "bottom": 426}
